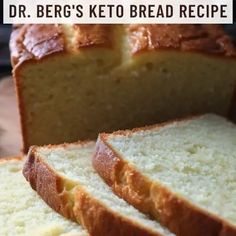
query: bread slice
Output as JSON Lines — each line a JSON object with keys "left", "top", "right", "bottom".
{"left": 93, "top": 114, "right": 236, "bottom": 236}
{"left": 23, "top": 141, "right": 175, "bottom": 236}
{"left": 0, "top": 156, "right": 88, "bottom": 236}
{"left": 10, "top": 24, "right": 236, "bottom": 152}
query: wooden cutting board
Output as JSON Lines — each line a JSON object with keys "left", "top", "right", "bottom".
{"left": 0, "top": 77, "right": 21, "bottom": 157}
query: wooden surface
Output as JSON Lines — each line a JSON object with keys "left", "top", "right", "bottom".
{"left": 0, "top": 77, "right": 21, "bottom": 157}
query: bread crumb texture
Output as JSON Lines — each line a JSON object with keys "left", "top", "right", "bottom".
{"left": 37, "top": 142, "right": 174, "bottom": 236}
{"left": 0, "top": 159, "right": 87, "bottom": 236}
{"left": 11, "top": 25, "right": 236, "bottom": 150}
{"left": 108, "top": 114, "right": 236, "bottom": 226}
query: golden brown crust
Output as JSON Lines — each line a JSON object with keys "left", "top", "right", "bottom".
{"left": 10, "top": 24, "right": 236, "bottom": 153}
{"left": 74, "top": 25, "right": 113, "bottom": 49}
{"left": 12, "top": 61, "right": 28, "bottom": 154}
{"left": 10, "top": 24, "right": 116, "bottom": 154}
{"left": 23, "top": 142, "right": 166, "bottom": 236}
{"left": 23, "top": 146, "right": 76, "bottom": 220}
{"left": 10, "top": 24, "right": 65, "bottom": 68}
{"left": 10, "top": 24, "right": 66, "bottom": 154}
{"left": 10, "top": 24, "right": 115, "bottom": 70}
{"left": 0, "top": 156, "right": 23, "bottom": 163}
{"left": 96, "top": 114, "right": 203, "bottom": 138}
{"left": 73, "top": 186, "right": 162, "bottom": 236}
{"left": 128, "top": 24, "right": 236, "bottom": 56}
{"left": 93, "top": 118, "right": 236, "bottom": 236}
{"left": 10, "top": 24, "right": 236, "bottom": 70}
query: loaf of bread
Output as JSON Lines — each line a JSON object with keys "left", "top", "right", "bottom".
{"left": 0, "top": 157, "right": 88, "bottom": 236}
{"left": 93, "top": 114, "right": 236, "bottom": 236}
{"left": 10, "top": 24, "right": 236, "bottom": 152}
{"left": 23, "top": 141, "right": 175, "bottom": 236}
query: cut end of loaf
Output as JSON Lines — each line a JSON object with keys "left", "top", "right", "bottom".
{"left": 15, "top": 51, "right": 236, "bottom": 152}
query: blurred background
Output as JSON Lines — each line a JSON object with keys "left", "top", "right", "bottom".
{"left": 1, "top": 0, "right": 11, "bottom": 77}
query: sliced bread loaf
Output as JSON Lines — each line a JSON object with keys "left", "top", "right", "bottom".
{"left": 11, "top": 24, "right": 236, "bottom": 152}
{"left": 0, "top": 157, "right": 88, "bottom": 236}
{"left": 23, "top": 142, "right": 175, "bottom": 236}
{"left": 93, "top": 114, "right": 236, "bottom": 236}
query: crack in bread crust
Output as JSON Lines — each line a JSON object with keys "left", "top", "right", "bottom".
{"left": 128, "top": 25, "right": 236, "bottom": 56}
{"left": 10, "top": 24, "right": 236, "bottom": 70}
{"left": 10, "top": 25, "right": 65, "bottom": 68}
{"left": 9, "top": 24, "right": 236, "bottom": 153}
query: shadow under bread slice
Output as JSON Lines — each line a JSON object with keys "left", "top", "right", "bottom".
{"left": 23, "top": 141, "right": 175, "bottom": 236}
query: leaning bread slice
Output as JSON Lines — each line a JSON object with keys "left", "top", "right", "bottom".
{"left": 93, "top": 114, "right": 236, "bottom": 236}
{"left": 23, "top": 141, "right": 175, "bottom": 236}
{"left": 0, "top": 157, "right": 87, "bottom": 236}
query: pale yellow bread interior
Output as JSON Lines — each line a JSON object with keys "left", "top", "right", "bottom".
{"left": 0, "top": 158, "right": 87, "bottom": 236}
{"left": 16, "top": 24, "right": 236, "bottom": 148}
{"left": 106, "top": 114, "right": 236, "bottom": 227}
{"left": 35, "top": 142, "right": 174, "bottom": 236}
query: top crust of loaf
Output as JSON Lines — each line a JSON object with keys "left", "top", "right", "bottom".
{"left": 129, "top": 24, "right": 236, "bottom": 55}
{"left": 10, "top": 24, "right": 114, "bottom": 69}
{"left": 10, "top": 24, "right": 236, "bottom": 70}
{"left": 10, "top": 25, "right": 65, "bottom": 67}
{"left": 93, "top": 114, "right": 236, "bottom": 236}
